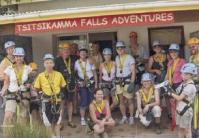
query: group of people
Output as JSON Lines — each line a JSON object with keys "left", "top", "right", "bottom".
{"left": 0, "top": 31, "right": 198, "bottom": 138}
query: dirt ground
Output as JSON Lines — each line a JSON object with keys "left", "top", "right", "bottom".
{"left": 61, "top": 114, "right": 178, "bottom": 138}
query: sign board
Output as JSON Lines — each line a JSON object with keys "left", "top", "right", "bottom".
{"left": 15, "top": 12, "right": 175, "bottom": 34}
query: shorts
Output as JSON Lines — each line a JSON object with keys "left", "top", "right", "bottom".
{"left": 176, "top": 109, "right": 193, "bottom": 128}
{"left": 42, "top": 101, "right": 61, "bottom": 125}
{"left": 64, "top": 89, "right": 76, "bottom": 102}
{"left": 116, "top": 84, "right": 133, "bottom": 99}
{"left": 18, "top": 99, "right": 30, "bottom": 118}
{"left": 102, "top": 87, "right": 114, "bottom": 97}
{"left": 79, "top": 87, "right": 93, "bottom": 108}
{"left": 101, "top": 81, "right": 115, "bottom": 97}
{"left": 30, "top": 101, "right": 40, "bottom": 113}
{"left": 5, "top": 100, "right": 17, "bottom": 113}
{"left": 151, "top": 105, "right": 161, "bottom": 118}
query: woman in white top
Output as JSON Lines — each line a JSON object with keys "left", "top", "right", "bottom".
{"left": 99, "top": 48, "right": 117, "bottom": 109}
{"left": 0, "top": 47, "right": 31, "bottom": 126}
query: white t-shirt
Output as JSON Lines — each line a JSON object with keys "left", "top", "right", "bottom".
{"left": 115, "top": 54, "right": 135, "bottom": 78}
{"left": 75, "top": 59, "right": 96, "bottom": 80}
{"left": 176, "top": 80, "right": 196, "bottom": 113}
{"left": 4, "top": 65, "right": 31, "bottom": 93}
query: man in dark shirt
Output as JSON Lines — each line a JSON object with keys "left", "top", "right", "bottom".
{"left": 54, "top": 43, "right": 78, "bottom": 128}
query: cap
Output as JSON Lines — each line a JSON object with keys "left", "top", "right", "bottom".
{"left": 103, "top": 48, "right": 112, "bottom": 55}
{"left": 152, "top": 40, "right": 160, "bottom": 47}
{"left": 169, "top": 43, "right": 180, "bottom": 51}
{"left": 13, "top": 47, "right": 25, "bottom": 56}
{"left": 29, "top": 62, "right": 38, "bottom": 70}
{"left": 4, "top": 41, "right": 15, "bottom": 49}
{"left": 181, "top": 63, "right": 197, "bottom": 75}
{"left": 43, "top": 53, "right": 54, "bottom": 60}
{"left": 116, "top": 41, "right": 126, "bottom": 48}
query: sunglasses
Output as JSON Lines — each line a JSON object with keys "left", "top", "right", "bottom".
{"left": 116, "top": 47, "right": 125, "bottom": 50}
{"left": 153, "top": 45, "right": 161, "bottom": 48}
{"left": 14, "top": 55, "right": 24, "bottom": 57}
{"left": 169, "top": 50, "right": 179, "bottom": 53}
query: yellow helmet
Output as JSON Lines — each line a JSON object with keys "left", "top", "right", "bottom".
{"left": 29, "top": 62, "right": 38, "bottom": 70}
{"left": 187, "top": 37, "right": 199, "bottom": 46}
{"left": 58, "top": 43, "right": 70, "bottom": 49}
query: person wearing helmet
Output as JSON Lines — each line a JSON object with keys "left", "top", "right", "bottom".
{"left": 75, "top": 45, "right": 98, "bottom": 126}
{"left": 136, "top": 73, "right": 162, "bottom": 134}
{"left": 54, "top": 43, "right": 77, "bottom": 128}
{"left": 129, "top": 31, "right": 149, "bottom": 85}
{"left": 147, "top": 40, "right": 167, "bottom": 83}
{"left": 164, "top": 63, "right": 197, "bottom": 138}
{"left": 0, "top": 47, "right": 32, "bottom": 126}
{"left": 187, "top": 37, "right": 199, "bottom": 137}
{"left": 28, "top": 62, "right": 41, "bottom": 126}
{"left": 0, "top": 41, "right": 15, "bottom": 81}
{"left": 99, "top": 48, "right": 117, "bottom": 110}
{"left": 34, "top": 53, "right": 66, "bottom": 138}
{"left": 165, "top": 43, "right": 186, "bottom": 130}
{"left": 115, "top": 41, "right": 136, "bottom": 125}
{"left": 0, "top": 41, "right": 15, "bottom": 125}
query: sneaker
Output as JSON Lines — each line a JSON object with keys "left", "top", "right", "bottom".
{"left": 128, "top": 117, "right": 134, "bottom": 125}
{"left": 119, "top": 117, "right": 128, "bottom": 125}
{"left": 81, "top": 119, "right": 87, "bottom": 126}
{"left": 155, "top": 127, "right": 162, "bottom": 134}
{"left": 155, "top": 124, "right": 162, "bottom": 134}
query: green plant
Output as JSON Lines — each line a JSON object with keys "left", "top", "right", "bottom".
{"left": 4, "top": 123, "right": 51, "bottom": 138}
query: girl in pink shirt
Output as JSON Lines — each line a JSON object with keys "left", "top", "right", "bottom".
{"left": 165, "top": 43, "right": 186, "bottom": 130}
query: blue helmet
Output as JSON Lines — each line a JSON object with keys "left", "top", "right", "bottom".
{"left": 13, "top": 47, "right": 25, "bottom": 56}
{"left": 181, "top": 63, "right": 197, "bottom": 75}
{"left": 43, "top": 53, "right": 54, "bottom": 60}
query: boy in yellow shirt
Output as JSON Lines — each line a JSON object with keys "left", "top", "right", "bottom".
{"left": 34, "top": 53, "right": 66, "bottom": 138}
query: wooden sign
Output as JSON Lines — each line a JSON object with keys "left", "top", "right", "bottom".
{"left": 15, "top": 12, "right": 174, "bottom": 34}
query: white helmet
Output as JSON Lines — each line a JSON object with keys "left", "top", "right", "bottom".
{"left": 13, "top": 47, "right": 25, "bottom": 56}
{"left": 169, "top": 43, "right": 180, "bottom": 51}
{"left": 4, "top": 41, "right": 15, "bottom": 49}
{"left": 141, "top": 73, "right": 153, "bottom": 81}
{"left": 43, "top": 53, "right": 54, "bottom": 60}
{"left": 152, "top": 40, "right": 160, "bottom": 47}
{"left": 78, "top": 44, "right": 88, "bottom": 52}
{"left": 116, "top": 41, "right": 125, "bottom": 48}
{"left": 103, "top": 48, "right": 112, "bottom": 55}
{"left": 181, "top": 63, "right": 197, "bottom": 75}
